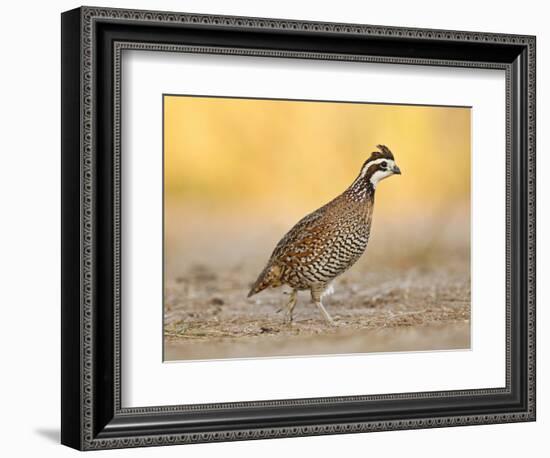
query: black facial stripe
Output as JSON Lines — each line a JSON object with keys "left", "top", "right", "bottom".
{"left": 363, "top": 162, "right": 385, "bottom": 181}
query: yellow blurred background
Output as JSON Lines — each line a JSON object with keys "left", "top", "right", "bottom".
{"left": 164, "top": 95, "right": 470, "bottom": 274}
{"left": 164, "top": 95, "right": 470, "bottom": 221}
{"left": 163, "top": 96, "right": 471, "bottom": 357}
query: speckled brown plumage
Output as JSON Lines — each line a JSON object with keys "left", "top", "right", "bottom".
{"left": 248, "top": 145, "right": 401, "bottom": 324}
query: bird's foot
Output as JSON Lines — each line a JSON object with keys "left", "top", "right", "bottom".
{"left": 281, "top": 289, "right": 298, "bottom": 324}
{"left": 314, "top": 301, "right": 337, "bottom": 327}
{"left": 325, "top": 316, "right": 337, "bottom": 327}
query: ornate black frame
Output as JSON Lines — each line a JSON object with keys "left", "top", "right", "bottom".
{"left": 61, "top": 6, "right": 536, "bottom": 450}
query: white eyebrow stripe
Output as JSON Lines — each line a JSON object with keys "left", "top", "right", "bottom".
{"left": 360, "top": 158, "right": 393, "bottom": 177}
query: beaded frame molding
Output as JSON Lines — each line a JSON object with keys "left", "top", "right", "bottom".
{"left": 61, "top": 6, "right": 536, "bottom": 451}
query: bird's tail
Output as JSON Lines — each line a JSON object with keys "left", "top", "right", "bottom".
{"left": 247, "top": 264, "right": 282, "bottom": 297}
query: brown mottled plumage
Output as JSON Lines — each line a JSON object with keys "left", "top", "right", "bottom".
{"left": 248, "top": 145, "right": 401, "bottom": 325}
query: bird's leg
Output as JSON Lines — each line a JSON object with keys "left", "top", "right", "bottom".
{"left": 283, "top": 289, "right": 298, "bottom": 323}
{"left": 275, "top": 290, "right": 291, "bottom": 313}
{"left": 311, "top": 285, "right": 336, "bottom": 326}
{"left": 315, "top": 301, "right": 335, "bottom": 326}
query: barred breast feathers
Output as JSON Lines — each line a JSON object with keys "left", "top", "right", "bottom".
{"left": 248, "top": 191, "right": 374, "bottom": 296}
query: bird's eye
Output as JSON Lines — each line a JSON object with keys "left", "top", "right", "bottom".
{"left": 381, "top": 161, "right": 387, "bottom": 168}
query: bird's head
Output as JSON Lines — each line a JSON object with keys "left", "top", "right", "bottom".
{"left": 359, "top": 145, "right": 401, "bottom": 188}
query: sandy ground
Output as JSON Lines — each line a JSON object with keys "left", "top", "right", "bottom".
{"left": 164, "top": 206, "right": 470, "bottom": 361}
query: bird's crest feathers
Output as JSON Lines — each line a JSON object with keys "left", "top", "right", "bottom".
{"left": 367, "top": 144, "right": 395, "bottom": 162}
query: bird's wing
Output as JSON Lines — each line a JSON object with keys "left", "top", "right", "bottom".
{"left": 269, "top": 204, "right": 332, "bottom": 264}
{"left": 248, "top": 207, "right": 329, "bottom": 296}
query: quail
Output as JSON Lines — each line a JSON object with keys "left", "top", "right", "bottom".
{"left": 248, "top": 145, "right": 401, "bottom": 325}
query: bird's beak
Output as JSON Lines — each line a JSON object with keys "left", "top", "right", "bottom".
{"left": 393, "top": 165, "right": 401, "bottom": 175}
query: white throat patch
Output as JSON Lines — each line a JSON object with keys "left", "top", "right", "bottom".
{"left": 370, "top": 168, "right": 394, "bottom": 188}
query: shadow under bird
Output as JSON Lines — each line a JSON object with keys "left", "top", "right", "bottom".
{"left": 248, "top": 145, "right": 401, "bottom": 325}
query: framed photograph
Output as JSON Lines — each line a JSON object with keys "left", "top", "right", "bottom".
{"left": 61, "top": 6, "right": 536, "bottom": 450}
